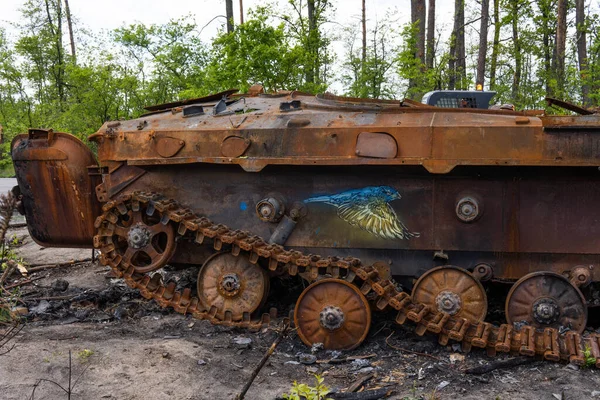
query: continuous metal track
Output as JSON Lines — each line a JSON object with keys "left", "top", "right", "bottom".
{"left": 93, "top": 192, "right": 600, "bottom": 367}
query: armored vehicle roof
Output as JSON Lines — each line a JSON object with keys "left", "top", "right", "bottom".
{"left": 89, "top": 90, "right": 600, "bottom": 174}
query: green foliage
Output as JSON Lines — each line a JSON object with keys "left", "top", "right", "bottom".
{"left": 0, "top": 234, "right": 24, "bottom": 324}
{"left": 0, "top": 287, "right": 22, "bottom": 324}
{"left": 583, "top": 345, "right": 597, "bottom": 368}
{"left": 0, "top": 1, "right": 338, "bottom": 153}
{"left": 0, "top": 27, "right": 31, "bottom": 167}
{"left": 280, "top": 0, "right": 333, "bottom": 93}
{"left": 283, "top": 375, "right": 331, "bottom": 400}
{"left": 584, "top": 11, "right": 600, "bottom": 107}
{"left": 205, "top": 8, "right": 304, "bottom": 93}
{"left": 396, "top": 22, "right": 441, "bottom": 100}
{"left": 341, "top": 13, "right": 398, "bottom": 99}
{"left": 114, "top": 16, "right": 210, "bottom": 103}
{"left": 76, "top": 349, "right": 94, "bottom": 363}
{"left": 0, "top": 287, "right": 12, "bottom": 323}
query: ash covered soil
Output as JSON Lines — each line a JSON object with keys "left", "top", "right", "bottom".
{"left": 2, "top": 226, "right": 600, "bottom": 400}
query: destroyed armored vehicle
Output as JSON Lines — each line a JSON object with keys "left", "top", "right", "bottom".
{"left": 11, "top": 88, "right": 600, "bottom": 365}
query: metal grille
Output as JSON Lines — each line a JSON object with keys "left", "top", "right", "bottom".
{"left": 434, "top": 97, "right": 478, "bottom": 108}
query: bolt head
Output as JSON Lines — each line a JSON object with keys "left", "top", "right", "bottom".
{"left": 218, "top": 273, "right": 241, "bottom": 297}
{"left": 532, "top": 297, "right": 560, "bottom": 325}
{"left": 127, "top": 223, "right": 151, "bottom": 249}
{"left": 259, "top": 205, "right": 272, "bottom": 217}
{"left": 456, "top": 197, "right": 480, "bottom": 222}
{"left": 319, "top": 306, "right": 345, "bottom": 331}
{"left": 435, "top": 290, "right": 462, "bottom": 315}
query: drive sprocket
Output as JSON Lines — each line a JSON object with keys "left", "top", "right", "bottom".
{"left": 103, "top": 202, "right": 176, "bottom": 273}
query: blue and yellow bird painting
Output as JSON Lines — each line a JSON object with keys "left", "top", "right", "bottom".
{"left": 304, "top": 186, "right": 419, "bottom": 240}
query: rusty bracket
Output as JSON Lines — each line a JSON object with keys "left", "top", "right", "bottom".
{"left": 28, "top": 128, "right": 55, "bottom": 144}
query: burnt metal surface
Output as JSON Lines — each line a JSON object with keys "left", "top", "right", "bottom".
{"left": 155, "top": 137, "right": 185, "bottom": 158}
{"left": 355, "top": 132, "right": 398, "bottom": 158}
{"left": 411, "top": 266, "right": 487, "bottom": 322}
{"left": 143, "top": 89, "right": 239, "bottom": 112}
{"left": 505, "top": 271, "right": 587, "bottom": 333}
{"left": 12, "top": 89, "right": 600, "bottom": 365}
{"left": 93, "top": 192, "right": 600, "bottom": 366}
{"left": 295, "top": 278, "right": 371, "bottom": 350}
{"left": 196, "top": 252, "right": 268, "bottom": 321}
{"left": 546, "top": 97, "right": 595, "bottom": 115}
{"left": 15, "top": 86, "right": 600, "bottom": 276}
{"left": 106, "top": 204, "right": 177, "bottom": 273}
{"left": 86, "top": 92, "right": 600, "bottom": 174}
{"left": 96, "top": 163, "right": 146, "bottom": 201}
{"left": 221, "top": 136, "right": 251, "bottom": 157}
{"left": 11, "top": 129, "right": 101, "bottom": 247}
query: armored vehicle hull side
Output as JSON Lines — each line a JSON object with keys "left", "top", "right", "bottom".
{"left": 11, "top": 91, "right": 600, "bottom": 364}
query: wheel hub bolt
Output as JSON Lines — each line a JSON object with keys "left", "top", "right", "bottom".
{"left": 127, "top": 223, "right": 151, "bottom": 249}
{"left": 435, "top": 291, "right": 462, "bottom": 315}
{"left": 461, "top": 204, "right": 474, "bottom": 216}
{"left": 255, "top": 197, "right": 284, "bottom": 222}
{"left": 219, "top": 273, "right": 241, "bottom": 297}
{"left": 532, "top": 298, "right": 560, "bottom": 325}
{"left": 456, "top": 197, "right": 480, "bottom": 222}
{"left": 319, "top": 306, "right": 345, "bottom": 331}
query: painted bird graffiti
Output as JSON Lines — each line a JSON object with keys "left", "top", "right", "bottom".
{"left": 304, "top": 186, "right": 419, "bottom": 240}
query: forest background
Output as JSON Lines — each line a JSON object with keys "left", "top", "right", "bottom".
{"left": 0, "top": 0, "right": 599, "bottom": 176}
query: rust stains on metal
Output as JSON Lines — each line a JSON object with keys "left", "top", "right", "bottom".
{"left": 84, "top": 92, "right": 600, "bottom": 174}
{"left": 295, "top": 278, "right": 371, "bottom": 350}
{"left": 11, "top": 129, "right": 101, "bottom": 247}
{"left": 355, "top": 132, "right": 398, "bottom": 158}
{"left": 11, "top": 89, "right": 600, "bottom": 367}
{"left": 92, "top": 193, "right": 600, "bottom": 366}
{"left": 546, "top": 97, "right": 595, "bottom": 115}
{"left": 221, "top": 136, "right": 251, "bottom": 157}
{"left": 155, "top": 136, "right": 185, "bottom": 158}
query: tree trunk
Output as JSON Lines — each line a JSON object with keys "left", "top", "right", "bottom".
{"left": 476, "top": 0, "right": 489, "bottom": 89}
{"left": 411, "top": 0, "right": 426, "bottom": 64}
{"left": 539, "top": 0, "right": 552, "bottom": 97}
{"left": 308, "top": 1, "right": 316, "bottom": 33}
{"left": 45, "top": 0, "right": 65, "bottom": 104}
{"left": 455, "top": 0, "right": 465, "bottom": 88}
{"left": 426, "top": 0, "right": 435, "bottom": 69}
{"left": 239, "top": 0, "right": 244, "bottom": 24}
{"left": 226, "top": 0, "right": 234, "bottom": 33}
{"left": 489, "top": 0, "right": 500, "bottom": 90}
{"left": 362, "top": 0, "right": 366, "bottom": 69}
{"left": 409, "top": 0, "right": 426, "bottom": 91}
{"left": 64, "top": 0, "right": 75, "bottom": 62}
{"left": 576, "top": 0, "right": 589, "bottom": 106}
{"left": 448, "top": 0, "right": 464, "bottom": 89}
{"left": 56, "top": 0, "right": 64, "bottom": 103}
{"left": 306, "top": 0, "right": 316, "bottom": 85}
{"left": 510, "top": 0, "right": 521, "bottom": 102}
{"left": 553, "top": 0, "right": 567, "bottom": 95}
{"left": 448, "top": 35, "right": 456, "bottom": 90}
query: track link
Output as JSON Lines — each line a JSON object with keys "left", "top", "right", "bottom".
{"left": 93, "top": 192, "right": 600, "bottom": 367}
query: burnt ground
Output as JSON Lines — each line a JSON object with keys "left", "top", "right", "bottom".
{"left": 2, "top": 226, "right": 600, "bottom": 400}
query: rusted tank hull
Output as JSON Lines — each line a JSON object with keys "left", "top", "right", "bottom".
{"left": 109, "top": 163, "right": 600, "bottom": 283}
{"left": 11, "top": 90, "right": 600, "bottom": 366}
